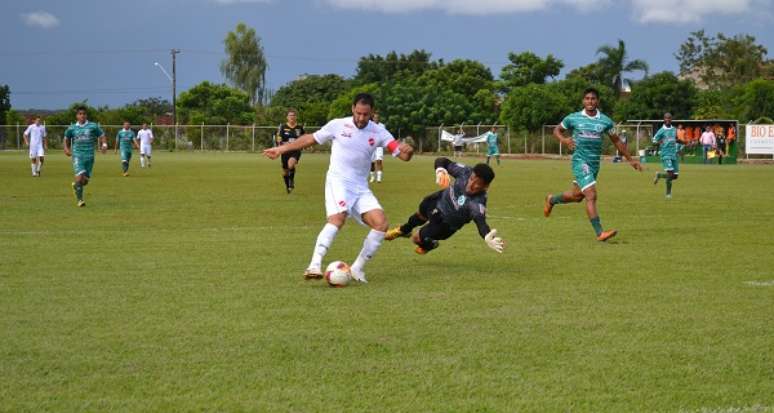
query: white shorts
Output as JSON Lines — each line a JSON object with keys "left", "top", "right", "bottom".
{"left": 325, "top": 177, "right": 382, "bottom": 226}
{"left": 371, "top": 147, "right": 384, "bottom": 162}
{"left": 140, "top": 143, "right": 152, "bottom": 156}
{"left": 29, "top": 145, "right": 45, "bottom": 158}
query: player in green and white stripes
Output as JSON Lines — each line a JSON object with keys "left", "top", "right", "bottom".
{"left": 543, "top": 88, "right": 642, "bottom": 242}
{"left": 115, "top": 121, "right": 138, "bottom": 176}
{"left": 63, "top": 106, "right": 107, "bottom": 207}
{"left": 652, "top": 113, "right": 686, "bottom": 199}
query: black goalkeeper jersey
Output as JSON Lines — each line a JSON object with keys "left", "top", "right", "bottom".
{"left": 276, "top": 123, "right": 305, "bottom": 146}
{"left": 434, "top": 158, "right": 491, "bottom": 238}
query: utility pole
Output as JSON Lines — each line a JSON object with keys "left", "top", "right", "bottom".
{"left": 171, "top": 48, "right": 180, "bottom": 140}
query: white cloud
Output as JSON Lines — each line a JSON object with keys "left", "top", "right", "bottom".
{"left": 20, "top": 11, "right": 60, "bottom": 29}
{"left": 631, "top": 0, "right": 758, "bottom": 23}
{"left": 212, "top": 0, "right": 271, "bottom": 4}
{"left": 322, "top": 0, "right": 608, "bottom": 14}
{"left": 322, "top": 0, "right": 763, "bottom": 22}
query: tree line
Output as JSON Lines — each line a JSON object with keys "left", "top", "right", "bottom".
{"left": 2, "top": 25, "right": 773, "bottom": 144}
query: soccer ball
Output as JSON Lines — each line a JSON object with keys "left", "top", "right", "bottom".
{"left": 325, "top": 261, "right": 352, "bottom": 288}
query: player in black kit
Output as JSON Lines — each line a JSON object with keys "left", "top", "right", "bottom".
{"left": 275, "top": 108, "right": 305, "bottom": 193}
{"left": 385, "top": 157, "right": 504, "bottom": 254}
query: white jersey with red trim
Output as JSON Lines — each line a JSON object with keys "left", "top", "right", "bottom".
{"left": 313, "top": 116, "right": 399, "bottom": 187}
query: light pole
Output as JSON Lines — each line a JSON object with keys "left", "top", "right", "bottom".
{"left": 154, "top": 48, "right": 180, "bottom": 140}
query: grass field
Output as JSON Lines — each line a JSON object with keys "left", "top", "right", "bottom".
{"left": 1, "top": 151, "right": 773, "bottom": 412}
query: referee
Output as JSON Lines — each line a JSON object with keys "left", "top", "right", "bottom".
{"left": 275, "top": 108, "right": 305, "bottom": 193}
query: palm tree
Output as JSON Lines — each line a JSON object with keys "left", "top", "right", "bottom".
{"left": 596, "top": 39, "right": 649, "bottom": 94}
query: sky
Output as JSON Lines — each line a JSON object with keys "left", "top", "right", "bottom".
{"left": 2, "top": 0, "right": 772, "bottom": 110}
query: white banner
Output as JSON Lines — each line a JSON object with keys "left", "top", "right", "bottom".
{"left": 745, "top": 125, "right": 774, "bottom": 155}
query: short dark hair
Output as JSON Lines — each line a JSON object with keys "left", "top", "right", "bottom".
{"left": 583, "top": 87, "right": 600, "bottom": 98}
{"left": 75, "top": 105, "right": 88, "bottom": 113}
{"left": 352, "top": 93, "right": 375, "bottom": 108}
{"left": 287, "top": 108, "right": 297, "bottom": 115}
{"left": 473, "top": 163, "right": 495, "bottom": 185}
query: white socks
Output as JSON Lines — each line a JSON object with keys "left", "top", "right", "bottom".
{"left": 376, "top": 171, "right": 383, "bottom": 182}
{"left": 352, "top": 230, "right": 385, "bottom": 272}
{"left": 36, "top": 161, "right": 42, "bottom": 174}
{"left": 309, "top": 223, "right": 339, "bottom": 270}
{"left": 31, "top": 163, "right": 36, "bottom": 175}
{"left": 140, "top": 156, "right": 146, "bottom": 167}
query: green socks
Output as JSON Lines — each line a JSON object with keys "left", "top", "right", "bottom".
{"left": 550, "top": 194, "right": 566, "bottom": 205}
{"left": 666, "top": 178, "right": 672, "bottom": 196}
{"left": 74, "top": 183, "right": 84, "bottom": 201}
{"left": 590, "top": 217, "right": 603, "bottom": 236}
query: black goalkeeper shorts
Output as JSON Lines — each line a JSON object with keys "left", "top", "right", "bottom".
{"left": 281, "top": 151, "right": 301, "bottom": 169}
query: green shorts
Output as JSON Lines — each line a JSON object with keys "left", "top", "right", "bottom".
{"left": 487, "top": 147, "right": 499, "bottom": 156}
{"left": 120, "top": 149, "right": 132, "bottom": 162}
{"left": 72, "top": 155, "right": 95, "bottom": 178}
{"left": 661, "top": 157, "right": 679, "bottom": 175}
{"left": 572, "top": 158, "right": 599, "bottom": 191}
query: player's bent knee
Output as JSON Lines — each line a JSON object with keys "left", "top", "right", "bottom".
{"left": 327, "top": 213, "right": 347, "bottom": 228}
{"left": 419, "top": 237, "right": 439, "bottom": 252}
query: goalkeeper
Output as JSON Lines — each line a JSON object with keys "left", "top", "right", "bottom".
{"left": 385, "top": 157, "right": 504, "bottom": 254}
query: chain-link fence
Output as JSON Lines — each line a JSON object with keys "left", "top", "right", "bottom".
{"left": 0, "top": 124, "right": 323, "bottom": 152}
{"left": 0, "top": 122, "right": 761, "bottom": 159}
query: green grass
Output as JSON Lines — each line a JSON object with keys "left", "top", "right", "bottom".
{"left": 1, "top": 151, "right": 773, "bottom": 412}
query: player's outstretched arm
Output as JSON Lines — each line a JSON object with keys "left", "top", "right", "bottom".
{"left": 63, "top": 136, "right": 72, "bottom": 157}
{"left": 396, "top": 142, "right": 413, "bottom": 161}
{"left": 99, "top": 135, "right": 108, "bottom": 154}
{"left": 553, "top": 125, "right": 575, "bottom": 151}
{"left": 263, "top": 133, "right": 316, "bottom": 160}
{"left": 610, "top": 133, "right": 642, "bottom": 171}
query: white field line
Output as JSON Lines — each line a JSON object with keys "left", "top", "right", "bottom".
{"left": 744, "top": 280, "right": 774, "bottom": 287}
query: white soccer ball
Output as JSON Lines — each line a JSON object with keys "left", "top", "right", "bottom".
{"left": 325, "top": 261, "right": 352, "bottom": 288}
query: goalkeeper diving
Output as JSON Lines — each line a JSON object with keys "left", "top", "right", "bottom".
{"left": 385, "top": 157, "right": 504, "bottom": 254}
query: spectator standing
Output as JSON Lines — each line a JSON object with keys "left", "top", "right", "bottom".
{"left": 716, "top": 133, "right": 727, "bottom": 165}
{"left": 700, "top": 126, "right": 716, "bottom": 164}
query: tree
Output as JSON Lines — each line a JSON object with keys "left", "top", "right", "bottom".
{"left": 221, "top": 22, "right": 268, "bottom": 106}
{"left": 499, "top": 51, "right": 563, "bottom": 90}
{"left": 614, "top": 72, "right": 697, "bottom": 121}
{"left": 177, "top": 81, "right": 254, "bottom": 125}
{"left": 675, "top": 31, "right": 769, "bottom": 89}
{"left": 595, "top": 39, "right": 649, "bottom": 93}
{"left": 0, "top": 85, "right": 10, "bottom": 148}
{"left": 354, "top": 50, "right": 437, "bottom": 84}
{"left": 500, "top": 83, "right": 567, "bottom": 132}
{"left": 736, "top": 79, "right": 774, "bottom": 122}
{"left": 271, "top": 74, "right": 351, "bottom": 125}
{"left": 565, "top": 63, "right": 605, "bottom": 84}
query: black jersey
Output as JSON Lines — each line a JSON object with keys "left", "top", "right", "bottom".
{"left": 433, "top": 158, "right": 491, "bottom": 237}
{"left": 276, "top": 123, "right": 305, "bottom": 146}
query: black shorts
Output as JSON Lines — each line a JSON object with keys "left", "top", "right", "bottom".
{"left": 417, "top": 192, "right": 457, "bottom": 242}
{"left": 454, "top": 145, "right": 464, "bottom": 151}
{"left": 281, "top": 151, "right": 301, "bottom": 169}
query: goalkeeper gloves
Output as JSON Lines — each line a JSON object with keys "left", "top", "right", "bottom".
{"left": 435, "top": 167, "right": 450, "bottom": 189}
{"left": 484, "top": 229, "right": 504, "bottom": 253}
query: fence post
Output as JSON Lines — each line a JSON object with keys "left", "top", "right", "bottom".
{"left": 507, "top": 126, "right": 511, "bottom": 154}
{"left": 17, "top": 123, "right": 21, "bottom": 149}
{"left": 175, "top": 123, "right": 179, "bottom": 151}
{"left": 226, "top": 123, "right": 230, "bottom": 152}
{"left": 201, "top": 123, "right": 204, "bottom": 150}
{"left": 438, "top": 125, "right": 443, "bottom": 155}
{"left": 541, "top": 127, "right": 545, "bottom": 155}
{"left": 252, "top": 123, "right": 256, "bottom": 152}
{"left": 524, "top": 132, "right": 527, "bottom": 154}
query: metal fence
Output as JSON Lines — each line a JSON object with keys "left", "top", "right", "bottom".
{"left": 0, "top": 124, "right": 323, "bottom": 152}
{"left": 0, "top": 122, "right": 759, "bottom": 157}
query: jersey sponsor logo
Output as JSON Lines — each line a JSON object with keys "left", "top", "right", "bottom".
{"left": 582, "top": 163, "right": 591, "bottom": 175}
{"left": 368, "top": 137, "right": 375, "bottom": 146}
{"left": 457, "top": 195, "right": 466, "bottom": 206}
{"left": 338, "top": 200, "right": 346, "bottom": 207}
{"left": 341, "top": 131, "right": 352, "bottom": 138}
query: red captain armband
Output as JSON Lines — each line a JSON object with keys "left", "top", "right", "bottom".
{"left": 387, "top": 140, "right": 400, "bottom": 155}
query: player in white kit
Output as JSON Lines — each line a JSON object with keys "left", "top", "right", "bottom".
{"left": 137, "top": 123, "right": 154, "bottom": 168}
{"left": 263, "top": 93, "right": 414, "bottom": 283}
{"left": 369, "top": 113, "right": 385, "bottom": 183}
{"left": 23, "top": 116, "right": 47, "bottom": 177}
